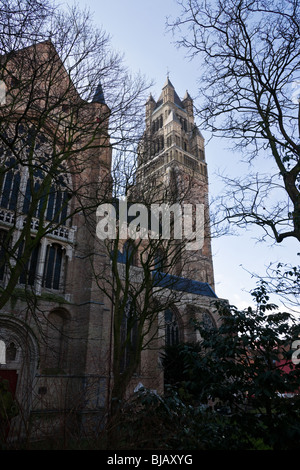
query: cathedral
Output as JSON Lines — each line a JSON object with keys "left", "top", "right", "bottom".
{"left": 0, "top": 42, "right": 220, "bottom": 440}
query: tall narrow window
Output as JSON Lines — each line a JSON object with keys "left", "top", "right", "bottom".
{"left": 6, "top": 342, "right": 17, "bottom": 362}
{"left": 23, "top": 179, "right": 70, "bottom": 224}
{"left": 0, "top": 230, "right": 10, "bottom": 281}
{"left": 120, "top": 299, "right": 138, "bottom": 373}
{"left": 22, "top": 178, "right": 31, "bottom": 214}
{"left": 165, "top": 309, "right": 179, "bottom": 347}
{"left": 42, "top": 243, "right": 63, "bottom": 290}
{"left": 0, "top": 158, "right": 20, "bottom": 211}
{"left": 19, "top": 240, "right": 40, "bottom": 286}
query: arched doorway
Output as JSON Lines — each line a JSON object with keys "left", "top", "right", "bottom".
{"left": 0, "top": 315, "right": 39, "bottom": 439}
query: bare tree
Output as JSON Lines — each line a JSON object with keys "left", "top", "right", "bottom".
{"left": 169, "top": 0, "right": 300, "bottom": 244}
{"left": 0, "top": 1, "right": 214, "bottom": 442}
{"left": 0, "top": 3, "right": 152, "bottom": 442}
{"left": 89, "top": 141, "right": 203, "bottom": 414}
{"left": 0, "top": 0, "right": 150, "bottom": 311}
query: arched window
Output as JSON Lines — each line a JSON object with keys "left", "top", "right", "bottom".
{"left": 6, "top": 342, "right": 17, "bottom": 362}
{"left": 0, "top": 127, "right": 71, "bottom": 224}
{"left": 201, "top": 311, "right": 215, "bottom": 331}
{"left": 20, "top": 129, "right": 72, "bottom": 225}
{"left": 42, "top": 243, "right": 64, "bottom": 290}
{"left": 18, "top": 240, "right": 40, "bottom": 286}
{"left": 22, "top": 174, "right": 70, "bottom": 224}
{"left": 46, "top": 185, "right": 70, "bottom": 223}
{"left": 164, "top": 309, "right": 180, "bottom": 347}
{"left": 0, "top": 157, "right": 20, "bottom": 211}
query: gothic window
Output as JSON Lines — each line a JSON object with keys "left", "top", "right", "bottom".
{"left": 0, "top": 157, "right": 21, "bottom": 211}
{"left": 6, "top": 342, "right": 17, "bottom": 362}
{"left": 164, "top": 309, "right": 180, "bottom": 347}
{"left": 0, "top": 340, "right": 18, "bottom": 365}
{"left": 42, "top": 243, "right": 64, "bottom": 290}
{"left": 19, "top": 127, "right": 71, "bottom": 224}
{"left": 153, "top": 137, "right": 164, "bottom": 154}
{"left": 201, "top": 311, "right": 215, "bottom": 331}
{"left": 152, "top": 115, "right": 163, "bottom": 133}
{"left": 46, "top": 184, "right": 70, "bottom": 223}
{"left": 22, "top": 173, "right": 70, "bottom": 224}
{"left": 18, "top": 240, "right": 40, "bottom": 286}
{"left": 0, "top": 230, "right": 10, "bottom": 281}
{"left": 0, "top": 127, "right": 71, "bottom": 224}
{"left": 120, "top": 298, "right": 138, "bottom": 373}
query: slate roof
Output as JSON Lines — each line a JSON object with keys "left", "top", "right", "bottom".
{"left": 115, "top": 247, "right": 217, "bottom": 298}
{"left": 152, "top": 271, "right": 218, "bottom": 298}
{"left": 155, "top": 77, "right": 185, "bottom": 111}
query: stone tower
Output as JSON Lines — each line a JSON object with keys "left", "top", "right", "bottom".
{"left": 136, "top": 78, "right": 215, "bottom": 291}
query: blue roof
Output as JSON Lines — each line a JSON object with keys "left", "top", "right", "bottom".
{"left": 152, "top": 271, "right": 217, "bottom": 298}
{"left": 114, "top": 249, "right": 217, "bottom": 298}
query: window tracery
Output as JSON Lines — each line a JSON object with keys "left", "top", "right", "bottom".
{"left": 42, "top": 243, "right": 64, "bottom": 291}
{"left": 164, "top": 308, "right": 180, "bottom": 346}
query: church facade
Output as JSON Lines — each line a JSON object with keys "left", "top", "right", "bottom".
{"left": 0, "top": 43, "right": 220, "bottom": 440}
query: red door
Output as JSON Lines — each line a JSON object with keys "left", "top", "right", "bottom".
{"left": 0, "top": 370, "right": 18, "bottom": 397}
{"left": 0, "top": 370, "right": 18, "bottom": 440}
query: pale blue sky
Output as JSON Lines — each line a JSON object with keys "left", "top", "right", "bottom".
{"left": 76, "top": 0, "right": 298, "bottom": 314}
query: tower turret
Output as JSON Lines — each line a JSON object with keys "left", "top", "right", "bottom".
{"left": 136, "top": 78, "right": 215, "bottom": 289}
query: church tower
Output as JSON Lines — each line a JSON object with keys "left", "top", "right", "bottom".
{"left": 136, "top": 78, "right": 215, "bottom": 291}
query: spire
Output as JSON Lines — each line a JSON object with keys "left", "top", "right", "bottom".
{"left": 162, "top": 75, "right": 175, "bottom": 90}
{"left": 146, "top": 93, "right": 155, "bottom": 103}
{"left": 183, "top": 90, "right": 192, "bottom": 101}
{"left": 182, "top": 90, "right": 194, "bottom": 116}
{"left": 92, "top": 82, "right": 105, "bottom": 104}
